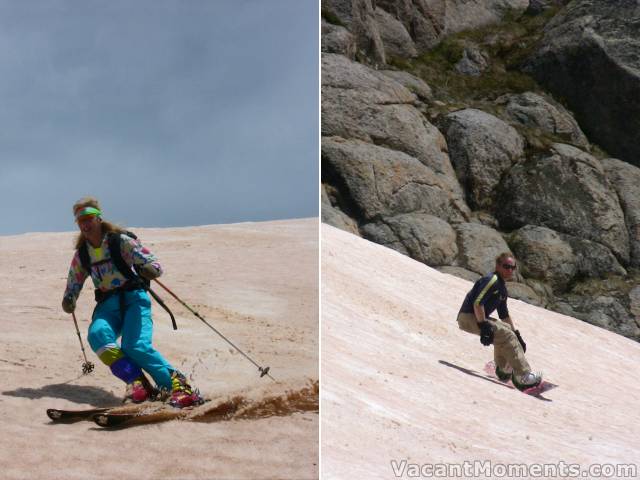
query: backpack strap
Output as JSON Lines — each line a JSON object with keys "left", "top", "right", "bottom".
{"left": 108, "top": 231, "right": 177, "bottom": 330}
{"left": 78, "top": 243, "right": 92, "bottom": 275}
{"left": 82, "top": 231, "right": 177, "bottom": 330}
{"left": 107, "top": 231, "right": 139, "bottom": 282}
{"left": 78, "top": 230, "right": 139, "bottom": 279}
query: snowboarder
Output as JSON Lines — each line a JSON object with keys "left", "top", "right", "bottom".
{"left": 61, "top": 196, "right": 203, "bottom": 407}
{"left": 456, "top": 252, "right": 542, "bottom": 391}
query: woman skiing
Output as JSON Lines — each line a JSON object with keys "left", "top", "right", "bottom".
{"left": 61, "top": 196, "right": 202, "bottom": 408}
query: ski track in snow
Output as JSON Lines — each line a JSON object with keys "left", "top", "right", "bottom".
{"left": 322, "top": 224, "right": 640, "bottom": 479}
{"left": 0, "top": 219, "right": 318, "bottom": 480}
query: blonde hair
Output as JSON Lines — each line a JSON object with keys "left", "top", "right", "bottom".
{"left": 495, "top": 252, "right": 515, "bottom": 266}
{"left": 73, "top": 196, "right": 126, "bottom": 250}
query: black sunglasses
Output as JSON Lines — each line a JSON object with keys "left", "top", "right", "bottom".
{"left": 502, "top": 264, "right": 517, "bottom": 270}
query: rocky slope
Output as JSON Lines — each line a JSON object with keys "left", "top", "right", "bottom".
{"left": 321, "top": 0, "right": 640, "bottom": 341}
{"left": 524, "top": 0, "right": 640, "bottom": 167}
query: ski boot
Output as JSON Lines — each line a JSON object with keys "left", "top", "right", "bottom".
{"left": 124, "top": 375, "right": 157, "bottom": 403}
{"left": 495, "top": 364, "right": 512, "bottom": 382}
{"left": 512, "top": 371, "right": 543, "bottom": 391}
{"left": 169, "top": 371, "right": 204, "bottom": 408}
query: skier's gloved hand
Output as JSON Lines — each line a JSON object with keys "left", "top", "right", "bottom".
{"left": 62, "top": 294, "right": 76, "bottom": 314}
{"left": 479, "top": 321, "right": 494, "bottom": 346}
{"left": 138, "top": 263, "right": 161, "bottom": 280}
{"left": 514, "top": 329, "right": 526, "bottom": 353}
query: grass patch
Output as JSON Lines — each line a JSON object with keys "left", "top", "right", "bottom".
{"left": 386, "top": 56, "right": 412, "bottom": 71}
{"left": 385, "top": 5, "right": 589, "bottom": 152}
{"left": 321, "top": 8, "right": 344, "bottom": 27}
{"left": 568, "top": 273, "right": 636, "bottom": 298}
{"left": 396, "top": 6, "right": 563, "bottom": 105}
{"left": 410, "top": 48, "right": 539, "bottom": 104}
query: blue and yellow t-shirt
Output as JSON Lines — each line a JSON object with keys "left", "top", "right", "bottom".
{"left": 459, "top": 272, "right": 509, "bottom": 319}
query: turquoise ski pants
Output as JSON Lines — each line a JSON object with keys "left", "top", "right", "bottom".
{"left": 87, "top": 289, "right": 174, "bottom": 390}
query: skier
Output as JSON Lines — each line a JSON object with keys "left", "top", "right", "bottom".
{"left": 61, "top": 196, "right": 203, "bottom": 408}
{"left": 456, "top": 252, "right": 542, "bottom": 391}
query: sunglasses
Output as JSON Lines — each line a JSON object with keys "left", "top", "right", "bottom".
{"left": 502, "top": 264, "right": 517, "bottom": 271}
{"left": 76, "top": 214, "right": 98, "bottom": 223}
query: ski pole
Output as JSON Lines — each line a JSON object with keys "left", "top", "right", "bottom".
{"left": 147, "top": 286, "right": 178, "bottom": 330}
{"left": 153, "top": 279, "right": 275, "bottom": 382}
{"left": 71, "top": 312, "right": 94, "bottom": 375}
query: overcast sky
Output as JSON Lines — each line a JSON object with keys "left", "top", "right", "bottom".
{"left": 0, "top": 1, "right": 318, "bottom": 235}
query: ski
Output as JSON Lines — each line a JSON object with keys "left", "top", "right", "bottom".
{"left": 93, "top": 407, "right": 186, "bottom": 428}
{"left": 93, "top": 399, "right": 210, "bottom": 428}
{"left": 483, "top": 361, "right": 558, "bottom": 396}
{"left": 47, "top": 402, "right": 159, "bottom": 424}
{"left": 47, "top": 407, "right": 112, "bottom": 423}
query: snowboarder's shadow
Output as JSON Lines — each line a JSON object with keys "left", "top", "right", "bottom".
{"left": 2, "top": 380, "right": 121, "bottom": 407}
{"left": 439, "top": 360, "right": 512, "bottom": 388}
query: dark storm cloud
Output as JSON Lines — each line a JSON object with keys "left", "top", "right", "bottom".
{"left": 0, "top": 0, "right": 318, "bottom": 235}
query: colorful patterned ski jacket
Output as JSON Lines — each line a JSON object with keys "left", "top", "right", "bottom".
{"left": 64, "top": 234, "right": 162, "bottom": 303}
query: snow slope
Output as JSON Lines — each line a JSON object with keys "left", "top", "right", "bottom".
{"left": 322, "top": 224, "right": 640, "bottom": 479}
{"left": 0, "top": 219, "right": 318, "bottom": 480}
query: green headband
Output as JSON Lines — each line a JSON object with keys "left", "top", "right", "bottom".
{"left": 75, "top": 206, "right": 102, "bottom": 219}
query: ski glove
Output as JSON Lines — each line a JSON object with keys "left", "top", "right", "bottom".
{"left": 138, "top": 263, "right": 161, "bottom": 280}
{"left": 479, "top": 321, "right": 494, "bottom": 346}
{"left": 514, "top": 329, "right": 526, "bottom": 353}
{"left": 62, "top": 294, "right": 76, "bottom": 314}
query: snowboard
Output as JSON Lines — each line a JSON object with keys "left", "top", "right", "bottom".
{"left": 483, "top": 361, "right": 558, "bottom": 396}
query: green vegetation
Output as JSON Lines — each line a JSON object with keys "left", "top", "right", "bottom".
{"left": 321, "top": 8, "right": 344, "bottom": 27}
{"left": 569, "top": 273, "right": 637, "bottom": 299}
{"left": 588, "top": 143, "right": 611, "bottom": 161}
{"left": 398, "top": 6, "right": 561, "bottom": 105}
{"left": 387, "top": 5, "right": 595, "bottom": 152}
